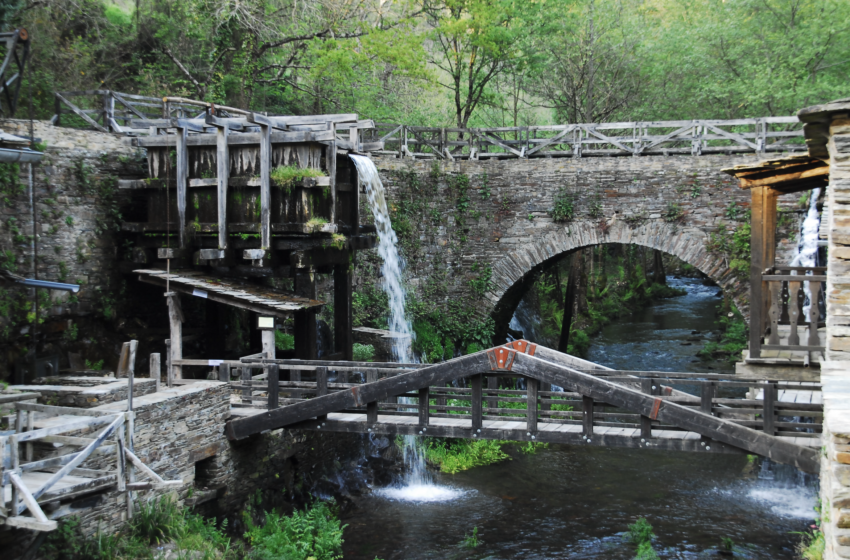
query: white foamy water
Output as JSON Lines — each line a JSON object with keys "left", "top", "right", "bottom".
{"left": 375, "top": 484, "right": 467, "bottom": 503}
{"left": 789, "top": 187, "right": 822, "bottom": 320}
{"left": 746, "top": 485, "right": 817, "bottom": 518}
{"left": 351, "top": 155, "right": 460, "bottom": 502}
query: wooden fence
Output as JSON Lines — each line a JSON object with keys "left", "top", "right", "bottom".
{"left": 364, "top": 117, "right": 805, "bottom": 159}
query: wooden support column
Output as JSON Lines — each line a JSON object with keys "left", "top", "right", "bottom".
{"left": 328, "top": 122, "right": 337, "bottom": 226}
{"left": 539, "top": 382, "right": 551, "bottom": 416}
{"left": 486, "top": 376, "right": 498, "bottom": 410}
{"left": 150, "top": 353, "right": 160, "bottom": 392}
{"left": 241, "top": 367, "right": 252, "bottom": 405}
{"left": 526, "top": 377, "right": 538, "bottom": 434}
{"left": 205, "top": 116, "right": 230, "bottom": 250}
{"left": 267, "top": 365, "right": 280, "bottom": 410}
{"left": 166, "top": 294, "right": 183, "bottom": 380}
{"left": 334, "top": 262, "right": 353, "bottom": 361}
{"left": 763, "top": 382, "right": 776, "bottom": 436}
{"left": 175, "top": 125, "right": 188, "bottom": 248}
{"left": 218, "top": 363, "right": 229, "bottom": 383}
{"left": 418, "top": 387, "right": 430, "bottom": 426}
{"left": 367, "top": 367, "right": 378, "bottom": 425}
{"left": 471, "top": 374, "right": 483, "bottom": 432}
{"left": 701, "top": 382, "right": 715, "bottom": 415}
{"left": 316, "top": 366, "right": 328, "bottom": 421}
{"left": 262, "top": 329, "right": 276, "bottom": 360}
{"left": 749, "top": 186, "right": 778, "bottom": 359}
{"left": 640, "top": 378, "right": 652, "bottom": 439}
{"left": 582, "top": 396, "right": 594, "bottom": 438}
{"left": 259, "top": 120, "right": 271, "bottom": 250}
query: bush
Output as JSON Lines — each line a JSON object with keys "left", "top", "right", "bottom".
{"left": 635, "top": 541, "right": 660, "bottom": 560}
{"left": 627, "top": 518, "right": 655, "bottom": 545}
{"left": 423, "top": 438, "right": 511, "bottom": 474}
{"left": 551, "top": 189, "right": 578, "bottom": 222}
{"left": 275, "top": 331, "right": 295, "bottom": 351}
{"left": 132, "top": 495, "right": 186, "bottom": 545}
{"left": 353, "top": 343, "right": 375, "bottom": 362}
{"left": 245, "top": 502, "right": 345, "bottom": 560}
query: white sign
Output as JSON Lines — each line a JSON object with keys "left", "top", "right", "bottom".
{"left": 192, "top": 289, "right": 208, "bottom": 299}
{"left": 208, "top": 360, "right": 223, "bottom": 366}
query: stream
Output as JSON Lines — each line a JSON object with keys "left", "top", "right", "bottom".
{"left": 340, "top": 277, "right": 817, "bottom": 559}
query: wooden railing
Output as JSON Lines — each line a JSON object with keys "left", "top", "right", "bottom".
{"left": 223, "top": 359, "right": 820, "bottom": 442}
{"left": 364, "top": 117, "right": 805, "bottom": 159}
{"left": 752, "top": 265, "right": 826, "bottom": 359}
{"left": 0, "top": 400, "right": 181, "bottom": 531}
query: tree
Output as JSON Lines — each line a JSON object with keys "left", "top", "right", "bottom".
{"left": 423, "top": 0, "right": 541, "bottom": 128}
{"left": 532, "top": 0, "right": 643, "bottom": 123}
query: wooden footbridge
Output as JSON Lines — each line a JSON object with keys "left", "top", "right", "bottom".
{"left": 222, "top": 341, "right": 821, "bottom": 473}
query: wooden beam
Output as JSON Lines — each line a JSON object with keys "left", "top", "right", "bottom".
{"left": 419, "top": 387, "right": 430, "bottom": 426}
{"left": 259, "top": 119, "right": 271, "bottom": 250}
{"left": 527, "top": 378, "right": 538, "bottom": 433}
{"left": 176, "top": 125, "right": 188, "bottom": 247}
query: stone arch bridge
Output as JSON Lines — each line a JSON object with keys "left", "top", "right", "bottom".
{"left": 371, "top": 153, "right": 802, "bottom": 340}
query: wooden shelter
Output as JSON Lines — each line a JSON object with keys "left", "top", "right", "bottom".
{"left": 121, "top": 108, "right": 382, "bottom": 377}
{"left": 723, "top": 155, "right": 829, "bottom": 362}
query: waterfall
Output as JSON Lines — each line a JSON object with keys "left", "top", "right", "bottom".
{"left": 789, "top": 188, "right": 822, "bottom": 320}
{"left": 350, "top": 155, "right": 459, "bottom": 501}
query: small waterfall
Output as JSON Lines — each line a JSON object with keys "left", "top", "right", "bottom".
{"left": 350, "top": 155, "right": 458, "bottom": 501}
{"left": 789, "top": 188, "right": 822, "bottom": 320}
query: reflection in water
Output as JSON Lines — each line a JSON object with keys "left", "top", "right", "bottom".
{"left": 341, "top": 277, "right": 816, "bottom": 559}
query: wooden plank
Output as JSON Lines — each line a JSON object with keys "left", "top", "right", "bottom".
{"left": 527, "top": 378, "right": 538, "bottom": 433}
{"left": 216, "top": 124, "right": 229, "bottom": 250}
{"left": 259, "top": 120, "right": 271, "bottom": 249}
{"left": 640, "top": 378, "right": 652, "bottom": 439}
{"left": 582, "top": 396, "right": 594, "bottom": 437}
{"left": 54, "top": 92, "right": 108, "bottom": 132}
{"left": 268, "top": 364, "right": 280, "bottom": 410}
{"left": 176, "top": 125, "right": 188, "bottom": 247}
{"left": 763, "top": 382, "right": 776, "bottom": 436}
{"left": 419, "top": 387, "right": 430, "bottom": 426}
{"left": 471, "top": 374, "right": 483, "bottom": 431}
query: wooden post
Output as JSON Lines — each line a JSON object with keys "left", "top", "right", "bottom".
{"left": 259, "top": 120, "right": 271, "bottom": 250}
{"left": 216, "top": 122, "right": 229, "bottom": 250}
{"left": 268, "top": 365, "right": 280, "bottom": 410}
{"left": 127, "top": 361, "right": 134, "bottom": 414}
{"left": 262, "top": 329, "right": 276, "bottom": 360}
{"left": 218, "top": 364, "right": 229, "bottom": 383}
{"left": 749, "top": 186, "right": 778, "bottom": 359}
{"left": 166, "top": 294, "right": 183, "bottom": 380}
{"left": 701, "top": 382, "right": 714, "bottom": 415}
{"left": 471, "top": 374, "right": 483, "bottom": 432}
{"left": 25, "top": 411, "right": 33, "bottom": 462}
{"left": 640, "top": 378, "right": 652, "bottom": 439}
{"left": 763, "top": 382, "right": 776, "bottom": 436}
{"left": 327, "top": 122, "right": 337, "bottom": 226}
{"left": 419, "top": 387, "right": 430, "bottom": 426}
{"left": 54, "top": 93, "right": 61, "bottom": 127}
{"left": 809, "top": 281, "right": 822, "bottom": 347}
{"left": 367, "top": 401, "right": 378, "bottom": 424}
{"left": 295, "top": 268, "right": 318, "bottom": 360}
{"left": 526, "top": 377, "right": 538, "bottom": 433}
{"left": 150, "top": 353, "right": 160, "bottom": 392}
{"left": 316, "top": 366, "right": 328, "bottom": 421}
{"left": 539, "top": 382, "right": 551, "bottom": 416}
{"left": 241, "top": 366, "right": 252, "bottom": 405}
{"left": 582, "top": 396, "right": 594, "bottom": 438}
{"left": 165, "top": 340, "right": 173, "bottom": 388}
{"left": 334, "top": 262, "right": 353, "bottom": 361}
{"left": 103, "top": 91, "right": 114, "bottom": 131}
{"left": 176, "top": 125, "right": 188, "bottom": 248}
{"left": 486, "top": 376, "right": 498, "bottom": 410}
{"left": 10, "top": 435, "right": 19, "bottom": 517}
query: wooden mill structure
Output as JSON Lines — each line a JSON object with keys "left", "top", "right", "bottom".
{"left": 120, "top": 103, "right": 383, "bottom": 378}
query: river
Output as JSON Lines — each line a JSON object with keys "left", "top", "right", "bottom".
{"left": 339, "top": 277, "right": 817, "bottom": 559}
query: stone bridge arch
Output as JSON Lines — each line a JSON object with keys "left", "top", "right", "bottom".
{"left": 487, "top": 220, "right": 747, "bottom": 341}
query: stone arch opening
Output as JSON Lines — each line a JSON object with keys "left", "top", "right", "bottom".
{"left": 487, "top": 222, "right": 747, "bottom": 344}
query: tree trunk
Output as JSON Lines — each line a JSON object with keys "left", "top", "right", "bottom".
{"left": 558, "top": 250, "right": 583, "bottom": 353}
{"left": 653, "top": 250, "right": 666, "bottom": 285}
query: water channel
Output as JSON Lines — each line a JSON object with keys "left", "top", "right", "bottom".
{"left": 340, "top": 277, "right": 817, "bottom": 559}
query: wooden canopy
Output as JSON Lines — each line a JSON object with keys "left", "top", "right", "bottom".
{"left": 722, "top": 155, "right": 828, "bottom": 194}
{"left": 134, "top": 269, "right": 324, "bottom": 317}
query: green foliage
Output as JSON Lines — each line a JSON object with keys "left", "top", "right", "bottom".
{"left": 244, "top": 501, "right": 345, "bottom": 560}
{"left": 462, "top": 527, "right": 481, "bottom": 549}
{"left": 627, "top": 517, "right": 657, "bottom": 559}
{"left": 635, "top": 541, "right": 660, "bottom": 560}
{"left": 698, "top": 302, "right": 748, "bottom": 364}
{"left": 0, "top": 162, "right": 22, "bottom": 205}
{"left": 663, "top": 202, "right": 685, "bottom": 224}
{"left": 423, "top": 438, "right": 511, "bottom": 474}
{"left": 84, "top": 359, "right": 104, "bottom": 371}
{"left": 275, "top": 331, "right": 295, "bottom": 351}
{"left": 132, "top": 495, "right": 186, "bottom": 545}
{"left": 42, "top": 515, "right": 120, "bottom": 560}
{"left": 469, "top": 263, "right": 493, "bottom": 297}
{"left": 706, "top": 221, "right": 751, "bottom": 280}
{"left": 551, "top": 188, "right": 578, "bottom": 222}
{"left": 270, "top": 166, "right": 326, "bottom": 189}
{"left": 352, "top": 343, "right": 375, "bottom": 362}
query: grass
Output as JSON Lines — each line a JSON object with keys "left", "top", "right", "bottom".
{"left": 462, "top": 526, "right": 481, "bottom": 548}
{"left": 270, "top": 165, "right": 326, "bottom": 188}
{"left": 423, "top": 438, "right": 511, "bottom": 474}
{"left": 305, "top": 217, "right": 329, "bottom": 228}
{"left": 626, "top": 518, "right": 659, "bottom": 560}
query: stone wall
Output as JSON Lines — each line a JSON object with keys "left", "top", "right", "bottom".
{"left": 368, "top": 153, "right": 804, "bottom": 335}
{"left": 0, "top": 120, "right": 143, "bottom": 383}
{"left": 800, "top": 99, "right": 850, "bottom": 559}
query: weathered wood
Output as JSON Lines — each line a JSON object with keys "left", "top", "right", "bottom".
{"left": 366, "top": 401, "right": 378, "bottom": 424}
{"left": 150, "top": 353, "right": 161, "bottom": 392}
{"left": 268, "top": 365, "right": 280, "bottom": 410}
{"left": 214, "top": 120, "right": 229, "bottom": 250}
{"left": 763, "top": 382, "right": 776, "bottom": 436}
{"left": 582, "top": 396, "right": 594, "bottom": 437}
{"left": 167, "top": 295, "right": 183, "bottom": 380}
{"left": 419, "top": 387, "right": 430, "bottom": 426}
{"left": 471, "top": 374, "right": 483, "bottom": 432}
{"left": 701, "top": 382, "right": 714, "bottom": 415}
{"left": 241, "top": 367, "right": 252, "bottom": 404}
{"left": 809, "top": 281, "right": 822, "bottom": 347}
{"left": 527, "top": 378, "right": 538, "bottom": 433}
{"left": 259, "top": 119, "right": 271, "bottom": 249}
{"left": 175, "top": 124, "right": 188, "bottom": 247}
{"left": 333, "top": 263, "right": 353, "bottom": 361}
{"left": 54, "top": 92, "right": 108, "bottom": 132}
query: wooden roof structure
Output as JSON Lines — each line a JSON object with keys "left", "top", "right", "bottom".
{"left": 721, "top": 154, "right": 828, "bottom": 193}
{"left": 134, "top": 269, "right": 324, "bottom": 317}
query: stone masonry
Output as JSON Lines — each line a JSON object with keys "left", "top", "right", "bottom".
{"left": 800, "top": 99, "right": 850, "bottom": 559}
{"left": 371, "top": 153, "right": 804, "bottom": 335}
